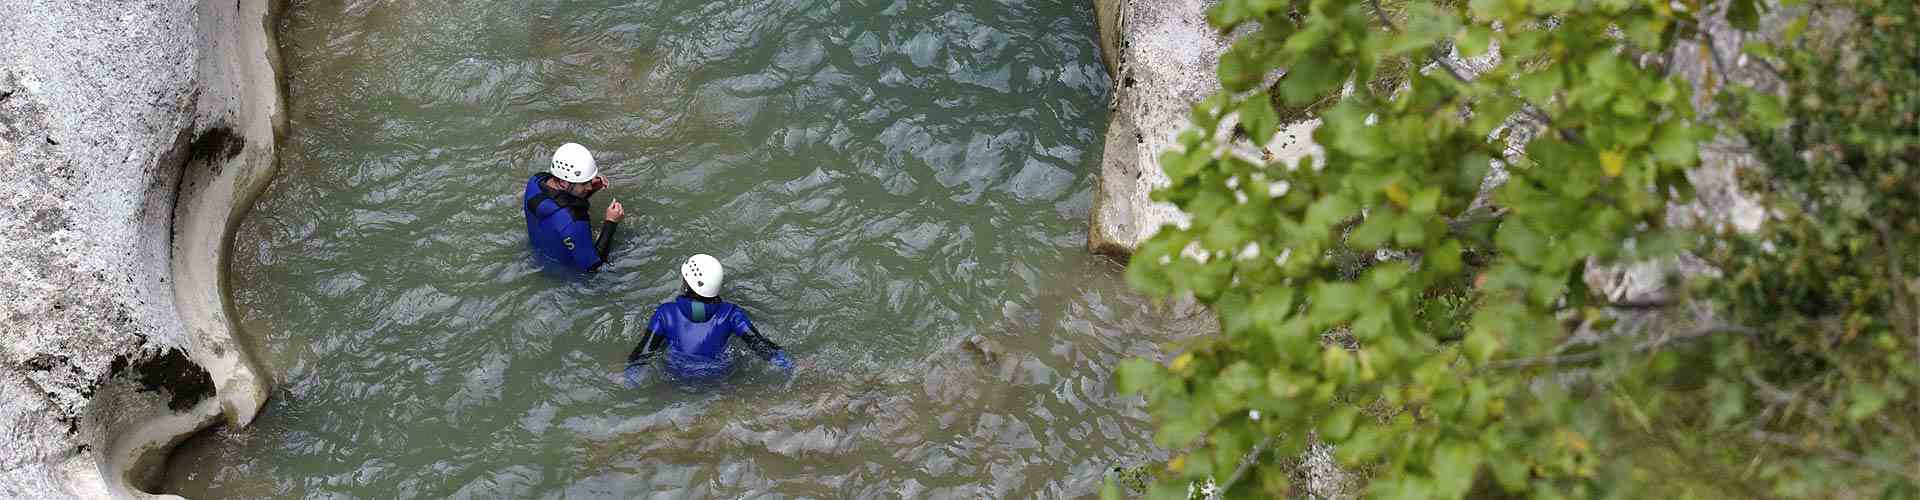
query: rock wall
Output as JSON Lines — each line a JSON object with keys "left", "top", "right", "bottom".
{"left": 1087, "top": 0, "right": 1321, "bottom": 259}
{"left": 1086, "top": 1, "right": 1347, "bottom": 497}
{"left": 0, "top": 0, "right": 283, "bottom": 497}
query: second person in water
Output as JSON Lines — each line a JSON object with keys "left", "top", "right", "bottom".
{"left": 523, "top": 143, "right": 624, "bottom": 272}
{"left": 626, "top": 254, "right": 795, "bottom": 386}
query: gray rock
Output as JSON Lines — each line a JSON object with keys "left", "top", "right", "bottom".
{"left": 1087, "top": 0, "right": 1213, "bottom": 258}
{"left": 0, "top": 0, "right": 283, "bottom": 497}
{"left": 1088, "top": 0, "right": 1323, "bottom": 259}
{"left": 1087, "top": 1, "right": 1348, "bottom": 495}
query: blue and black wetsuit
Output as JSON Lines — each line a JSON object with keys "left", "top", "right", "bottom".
{"left": 627, "top": 294, "right": 791, "bottom": 383}
{"left": 522, "top": 173, "right": 616, "bottom": 272}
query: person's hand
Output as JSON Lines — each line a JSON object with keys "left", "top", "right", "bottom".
{"left": 770, "top": 352, "right": 795, "bottom": 374}
{"left": 623, "top": 362, "right": 650, "bottom": 388}
{"left": 590, "top": 175, "right": 609, "bottom": 190}
{"left": 605, "top": 199, "right": 625, "bottom": 223}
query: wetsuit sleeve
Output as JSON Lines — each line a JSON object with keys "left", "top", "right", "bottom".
{"left": 628, "top": 308, "right": 669, "bottom": 364}
{"left": 563, "top": 220, "right": 604, "bottom": 272}
{"left": 594, "top": 220, "right": 618, "bottom": 264}
{"left": 732, "top": 312, "right": 785, "bottom": 360}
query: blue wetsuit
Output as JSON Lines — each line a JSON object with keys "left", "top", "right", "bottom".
{"left": 522, "top": 174, "right": 617, "bottom": 272}
{"left": 627, "top": 295, "right": 792, "bottom": 384}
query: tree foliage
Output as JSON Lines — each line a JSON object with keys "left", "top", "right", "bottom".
{"left": 1113, "top": 0, "right": 1919, "bottom": 497}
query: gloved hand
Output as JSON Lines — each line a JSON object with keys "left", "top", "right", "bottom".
{"left": 623, "top": 362, "right": 651, "bottom": 388}
{"left": 770, "top": 352, "right": 795, "bottom": 375}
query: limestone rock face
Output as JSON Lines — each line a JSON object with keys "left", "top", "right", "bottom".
{"left": 1087, "top": 0, "right": 1218, "bottom": 258}
{"left": 0, "top": 0, "right": 282, "bottom": 496}
{"left": 1087, "top": 0, "right": 1322, "bottom": 259}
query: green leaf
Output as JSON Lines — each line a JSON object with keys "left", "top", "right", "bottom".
{"left": 1410, "top": 187, "right": 1441, "bottom": 216}
{"left": 1280, "top": 58, "right": 1348, "bottom": 107}
{"left": 1457, "top": 26, "right": 1493, "bottom": 57}
{"left": 1430, "top": 443, "right": 1484, "bottom": 498}
{"left": 1848, "top": 384, "right": 1890, "bottom": 421}
{"left": 1782, "top": 14, "right": 1809, "bottom": 42}
{"left": 1651, "top": 121, "right": 1699, "bottom": 168}
{"left": 1396, "top": 3, "right": 1456, "bottom": 53}
{"left": 1116, "top": 358, "right": 1160, "bottom": 394}
{"left": 1465, "top": 328, "right": 1500, "bottom": 366}
{"left": 1428, "top": 239, "right": 1464, "bottom": 276}
{"left": 1350, "top": 211, "right": 1396, "bottom": 249}
{"left": 1744, "top": 91, "right": 1790, "bottom": 129}
{"left": 1709, "top": 384, "right": 1746, "bottom": 427}
{"left": 1496, "top": 220, "right": 1546, "bottom": 258}
{"left": 1321, "top": 406, "right": 1360, "bottom": 441}
{"left": 1239, "top": 92, "right": 1280, "bottom": 147}
{"left": 1490, "top": 453, "right": 1528, "bottom": 492}
{"left": 1219, "top": 47, "right": 1262, "bottom": 93}
{"left": 1517, "top": 69, "right": 1563, "bottom": 105}
{"left": 1728, "top": 0, "right": 1762, "bottom": 31}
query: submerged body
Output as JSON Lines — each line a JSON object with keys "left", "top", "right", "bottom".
{"left": 522, "top": 173, "right": 618, "bottom": 272}
{"left": 628, "top": 294, "right": 792, "bottom": 384}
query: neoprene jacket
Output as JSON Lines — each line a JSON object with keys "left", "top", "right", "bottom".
{"left": 627, "top": 295, "right": 786, "bottom": 382}
{"left": 522, "top": 173, "right": 617, "bottom": 272}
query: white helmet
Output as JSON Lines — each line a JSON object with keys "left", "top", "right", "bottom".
{"left": 550, "top": 142, "right": 598, "bottom": 183}
{"left": 681, "top": 254, "right": 724, "bottom": 298}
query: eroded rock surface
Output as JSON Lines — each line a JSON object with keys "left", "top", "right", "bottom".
{"left": 1088, "top": 0, "right": 1322, "bottom": 259}
{"left": 1087, "top": 0, "right": 1217, "bottom": 258}
{"left": 0, "top": 0, "right": 282, "bottom": 496}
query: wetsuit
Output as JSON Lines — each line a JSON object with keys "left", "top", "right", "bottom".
{"left": 626, "top": 294, "right": 792, "bottom": 384}
{"left": 522, "top": 173, "right": 616, "bottom": 272}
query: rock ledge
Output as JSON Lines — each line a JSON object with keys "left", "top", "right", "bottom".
{"left": 0, "top": 0, "right": 284, "bottom": 497}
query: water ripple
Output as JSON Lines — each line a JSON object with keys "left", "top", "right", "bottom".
{"left": 155, "top": 0, "right": 1220, "bottom": 498}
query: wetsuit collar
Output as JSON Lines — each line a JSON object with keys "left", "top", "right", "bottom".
{"left": 532, "top": 173, "right": 591, "bottom": 218}
{"left": 678, "top": 293, "right": 722, "bottom": 322}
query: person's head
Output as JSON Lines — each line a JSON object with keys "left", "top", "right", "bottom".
{"left": 550, "top": 142, "right": 607, "bottom": 197}
{"left": 680, "top": 254, "right": 724, "bottom": 298}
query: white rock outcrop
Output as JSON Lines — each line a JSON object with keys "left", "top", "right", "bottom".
{"left": 0, "top": 0, "right": 283, "bottom": 497}
{"left": 1087, "top": 0, "right": 1211, "bottom": 258}
{"left": 1086, "top": 1, "right": 1348, "bottom": 497}
{"left": 1088, "top": 0, "right": 1321, "bottom": 258}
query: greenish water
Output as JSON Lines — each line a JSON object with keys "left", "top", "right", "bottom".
{"left": 162, "top": 0, "right": 1202, "bottom": 497}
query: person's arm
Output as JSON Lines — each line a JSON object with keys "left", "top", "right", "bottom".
{"left": 739, "top": 325, "right": 785, "bottom": 359}
{"left": 623, "top": 311, "right": 669, "bottom": 388}
{"left": 733, "top": 312, "right": 793, "bottom": 372}
{"left": 594, "top": 219, "right": 617, "bottom": 262}
{"left": 626, "top": 327, "right": 665, "bottom": 364}
{"left": 584, "top": 200, "right": 625, "bottom": 272}
{"left": 628, "top": 309, "right": 669, "bottom": 364}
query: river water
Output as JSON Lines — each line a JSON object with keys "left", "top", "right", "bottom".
{"left": 162, "top": 0, "right": 1204, "bottom": 497}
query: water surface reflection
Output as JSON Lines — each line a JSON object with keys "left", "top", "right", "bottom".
{"left": 161, "top": 0, "right": 1204, "bottom": 497}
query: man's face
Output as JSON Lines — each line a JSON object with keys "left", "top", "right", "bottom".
{"left": 570, "top": 175, "right": 607, "bottom": 197}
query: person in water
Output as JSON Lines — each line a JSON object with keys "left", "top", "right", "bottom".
{"left": 523, "top": 143, "right": 625, "bottom": 272}
{"left": 625, "top": 254, "right": 795, "bottom": 386}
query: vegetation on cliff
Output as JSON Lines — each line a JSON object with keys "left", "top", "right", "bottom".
{"left": 1112, "top": 0, "right": 1919, "bottom": 497}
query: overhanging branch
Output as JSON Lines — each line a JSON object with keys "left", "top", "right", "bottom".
{"left": 1489, "top": 323, "right": 1758, "bottom": 369}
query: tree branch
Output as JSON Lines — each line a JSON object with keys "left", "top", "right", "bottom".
{"left": 1366, "top": 0, "right": 1582, "bottom": 145}
{"left": 1604, "top": 298, "right": 1678, "bottom": 310}
{"left": 1489, "top": 323, "right": 1758, "bottom": 369}
{"left": 1743, "top": 368, "right": 1827, "bottom": 417}
{"left": 1867, "top": 218, "right": 1918, "bottom": 354}
{"left": 1445, "top": 207, "right": 1508, "bottom": 236}
{"left": 1369, "top": 0, "right": 1395, "bottom": 31}
{"left": 1749, "top": 430, "right": 1920, "bottom": 482}
{"left": 1219, "top": 435, "right": 1278, "bottom": 493}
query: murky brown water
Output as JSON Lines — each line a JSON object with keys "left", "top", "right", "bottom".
{"left": 161, "top": 0, "right": 1203, "bottom": 497}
